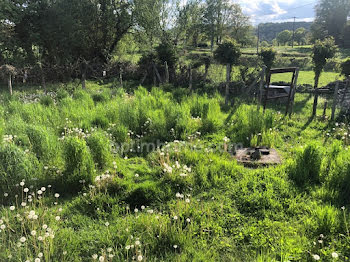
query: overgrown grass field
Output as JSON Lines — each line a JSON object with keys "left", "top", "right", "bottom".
{"left": 0, "top": 81, "right": 350, "bottom": 261}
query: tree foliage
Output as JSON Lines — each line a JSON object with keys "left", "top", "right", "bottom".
{"left": 312, "top": 37, "right": 337, "bottom": 83}
{"left": 341, "top": 58, "right": 350, "bottom": 77}
{"left": 312, "top": 0, "right": 350, "bottom": 46}
{"left": 259, "top": 48, "right": 276, "bottom": 74}
{"left": 214, "top": 40, "right": 241, "bottom": 65}
{"left": 276, "top": 30, "right": 292, "bottom": 46}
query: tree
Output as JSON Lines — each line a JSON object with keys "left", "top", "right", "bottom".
{"left": 0, "top": 65, "right": 17, "bottom": 95}
{"left": 312, "top": 0, "right": 350, "bottom": 45}
{"left": 311, "top": 37, "right": 337, "bottom": 116}
{"left": 13, "top": 0, "right": 133, "bottom": 74}
{"left": 294, "top": 28, "right": 307, "bottom": 46}
{"left": 225, "top": 4, "right": 252, "bottom": 46}
{"left": 174, "top": 0, "right": 203, "bottom": 47}
{"left": 214, "top": 40, "right": 241, "bottom": 105}
{"left": 276, "top": 30, "right": 292, "bottom": 46}
{"left": 203, "top": 0, "right": 218, "bottom": 50}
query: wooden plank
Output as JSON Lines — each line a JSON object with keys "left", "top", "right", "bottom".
{"left": 270, "top": 67, "right": 298, "bottom": 74}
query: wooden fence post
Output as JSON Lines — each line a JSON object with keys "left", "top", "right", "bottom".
{"left": 8, "top": 74, "right": 12, "bottom": 96}
{"left": 331, "top": 81, "right": 339, "bottom": 121}
{"left": 257, "top": 66, "right": 266, "bottom": 111}
{"left": 322, "top": 101, "right": 328, "bottom": 120}
{"left": 164, "top": 61, "right": 169, "bottom": 84}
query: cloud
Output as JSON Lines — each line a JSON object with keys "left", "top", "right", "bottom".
{"left": 233, "top": 0, "right": 315, "bottom": 24}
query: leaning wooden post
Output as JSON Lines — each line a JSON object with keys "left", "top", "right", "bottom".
{"left": 8, "top": 74, "right": 12, "bottom": 96}
{"left": 164, "top": 61, "right": 169, "bottom": 84}
{"left": 257, "top": 66, "right": 266, "bottom": 111}
{"left": 331, "top": 81, "right": 340, "bottom": 121}
{"left": 322, "top": 101, "right": 328, "bottom": 120}
{"left": 189, "top": 65, "right": 193, "bottom": 91}
{"left": 288, "top": 69, "right": 299, "bottom": 117}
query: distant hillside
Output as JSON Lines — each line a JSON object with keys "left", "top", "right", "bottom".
{"left": 257, "top": 22, "right": 313, "bottom": 42}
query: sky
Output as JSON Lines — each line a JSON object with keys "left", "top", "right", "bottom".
{"left": 234, "top": 0, "right": 317, "bottom": 25}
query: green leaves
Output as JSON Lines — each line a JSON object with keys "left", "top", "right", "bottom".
{"left": 213, "top": 40, "right": 241, "bottom": 66}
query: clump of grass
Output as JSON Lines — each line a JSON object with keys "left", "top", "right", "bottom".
{"left": 62, "top": 136, "right": 94, "bottom": 191}
{"left": 91, "top": 115, "right": 109, "bottom": 129}
{"left": 39, "top": 95, "right": 54, "bottom": 106}
{"left": 26, "top": 125, "right": 52, "bottom": 161}
{"left": 0, "top": 143, "right": 41, "bottom": 192}
{"left": 91, "top": 92, "right": 109, "bottom": 104}
{"left": 227, "top": 105, "right": 274, "bottom": 146}
{"left": 289, "top": 144, "right": 323, "bottom": 187}
{"left": 86, "top": 131, "right": 112, "bottom": 170}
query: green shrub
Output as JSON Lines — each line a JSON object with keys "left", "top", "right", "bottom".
{"left": 0, "top": 143, "right": 41, "bottom": 192}
{"left": 62, "top": 136, "right": 94, "bottom": 191}
{"left": 86, "top": 131, "right": 112, "bottom": 170}
{"left": 92, "top": 93, "right": 109, "bottom": 104}
{"left": 327, "top": 149, "right": 350, "bottom": 204}
{"left": 313, "top": 205, "right": 340, "bottom": 235}
{"left": 289, "top": 144, "right": 323, "bottom": 187}
{"left": 91, "top": 115, "right": 109, "bottom": 129}
{"left": 124, "top": 180, "right": 166, "bottom": 208}
{"left": 109, "top": 124, "right": 129, "bottom": 144}
{"left": 56, "top": 89, "right": 69, "bottom": 100}
{"left": 228, "top": 105, "right": 274, "bottom": 146}
{"left": 39, "top": 95, "right": 54, "bottom": 106}
{"left": 26, "top": 125, "right": 51, "bottom": 161}
{"left": 340, "top": 58, "right": 350, "bottom": 77}
{"left": 259, "top": 48, "right": 276, "bottom": 74}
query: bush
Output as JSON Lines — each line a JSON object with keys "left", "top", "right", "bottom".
{"left": 227, "top": 105, "right": 274, "bottom": 146}
{"left": 109, "top": 124, "right": 129, "bottom": 144}
{"left": 156, "top": 39, "right": 178, "bottom": 69}
{"left": 26, "top": 125, "right": 51, "bottom": 161}
{"left": 62, "top": 136, "right": 94, "bottom": 191}
{"left": 86, "top": 132, "right": 112, "bottom": 170}
{"left": 313, "top": 205, "right": 340, "bottom": 235}
{"left": 340, "top": 58, "right": 350, "bottom": 77}
{"left": 259, "top": 48, "right": 276, "bottom": 73}
{"left": 91, "top": 93, "right": 109, "bottom": 104}
{"left": 327, "top": 149, "right": 350, "bottom": 204}
{"left": 91, "top": 115, "right": 109, "bottom": 129}
{"left": 0, "top": 143, "right": 41, "bottom": 192}
{"left": 289, "top": 144, "right": 323, "bottom": 187}
{"left": 214, "top": 40, "right": 241, "bottom": 65}
{"left": 39, "top": 95, "right": 54, "bottom": 106}
{"left": 56, "top": 89, "right": 69, "bottom": 100}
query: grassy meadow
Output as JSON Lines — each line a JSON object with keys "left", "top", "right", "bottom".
{"left": 0, "top": 79, "right": 350, "bottom": 261}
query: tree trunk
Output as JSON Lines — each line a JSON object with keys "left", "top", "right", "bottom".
{"left": 82, "top": 72, "right": 86, "bottom": 89}
{"left": 164, "top": 61, "right": 169, "bottom": 84}
{"left": 204, "top": 64, "right": 209, "bottom": 80}
{"left": 225, "top": 64, "right": 231, "bottom": 105}
{"left": 81, "top": 61, "right": 87, "bottom": 89}
{"left": 312, "top": 75, "right": 320, "bottom": 117}
{"left": 8, "top": 74, "right": 12, "bottom": 95}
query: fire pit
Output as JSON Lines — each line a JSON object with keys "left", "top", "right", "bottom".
{"left": 234, "top": 147, "right": 281, "bottom": 167}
